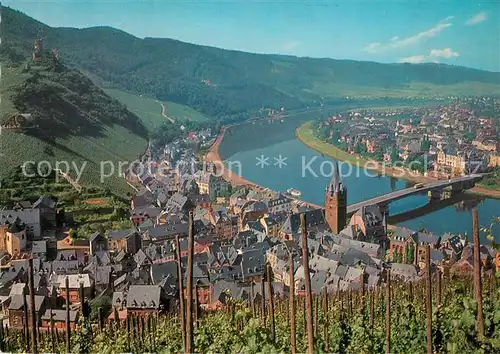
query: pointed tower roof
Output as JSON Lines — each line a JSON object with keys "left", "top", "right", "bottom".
{"left": 326, "top": 160, "right": 344, "bottom": 194}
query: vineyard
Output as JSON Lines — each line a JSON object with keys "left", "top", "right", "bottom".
{"left": 0, "top": 268, "right": 498, "bottom": 353}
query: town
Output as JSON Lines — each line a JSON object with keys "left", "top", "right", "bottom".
{"left": 313, "top": 96, "right": 500, "bottom": 185}
{"left": 0, "top": 122, "right": 498, "bottom": 333}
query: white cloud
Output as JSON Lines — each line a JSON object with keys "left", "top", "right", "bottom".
{"left": 429, "top": 48, "right": 459, "bottom": 58}
{"left": 363, "top": 42, "right": 382, "bottom": 53}
{"left": 281, "top": 41, "right": 300, "bottom": 51}
{"left": 466, "top": 11, "right": 487, "bottom": 25}
{"left": 399, "top": 55, "right": 427, "bottom": 63}
{"left": 399, "top": 48, "right": 460, "bottom": 64}
{"left": 363, "top": 16, "right": 453, "bottom": 53}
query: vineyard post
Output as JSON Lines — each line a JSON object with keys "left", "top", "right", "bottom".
{"left": 250, "top": 281, "right": 256, "bottom": 317}
{"left": 348, "top": 289, "right": 353, "bottom": 316}
{"left": 28, "top": 258, "right": 38, "bottom": 354}
{"left": 79, "top": 282, "right": 85, "bottom": 320}
{"left": 50, "top": 302, "right": 55, "bottom": 353}
{"left": 175, "top": 234, "right": 186, "bottom": 352}
{"left": 385, "top": 269, "right": 391, "bottom": 354}
{"left": 4, "top": 325, "right": 9, "bottom": 353}
{"left": 98, "top": 307, "right": 103, "bottom": 331}
{"left": 302, "top": 296, "right": 306, "bottom": 342}
{"left": 65, "top": 276, "right": 71, "bottom": 354}
{"left": 289, "top": 253, "right": 296, "bottom": 354}
{"left": 472, "top": 208, "right": 485, "bottom": 339}
{"left": 0, "top": 319, "right": 3, "bottom": 352}
{"left": 369, "top": 288, "right": 374, "bottom": 329}
{"left": 23, "top": 290, "right": 29, "bottom": 352}
{"left": 185, "top": 210, "right": 195, "bottom": 354}
{"left": 322, "top": 287, "right": 328, "bottom": 353}
{"left": 265, "top": 262, "right": 276, "bottom": 342}
{"left": 300, "top": 213, "right": 314, "bottom": 354}
{"left": 260, "top": 275, "right": 266, "bottom": 327}
{"left": 194, "top": 284, "right": 199, "bottom": 329}
{"left": 436, "top": 269, "right": 441, "bottom": 308}
{"left": 425, "top": 244, "right": 432, "bottom": 354}
{"left": 126, "top": 315, "right": 131, "bottom": 352}
{"left": 361, "top": 270, "right": 365, "bottom": 320}
{"left": 141, "top": 316, "right": 146, "bottom": 346}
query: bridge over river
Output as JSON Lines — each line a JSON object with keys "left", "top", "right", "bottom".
{"left": 346, "top": 174, "right": 483, "bottom": 216}
{"left": 295, "top": 174, "right": 484, "bottom": 216}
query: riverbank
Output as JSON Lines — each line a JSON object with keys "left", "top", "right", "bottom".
{"left": 296, "top": 121, "right": 433, "bottom": 184}
{"left": 205, "top": 126, "right": 257, "bottom": 187}
{"left": 296, "top": 121, "right": 500, "bottom": 199}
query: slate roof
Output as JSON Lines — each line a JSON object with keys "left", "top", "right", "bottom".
{"left": 8, "top": 295, "right": 45, "bottom": 311}
{"left": 391, "top": 263, "right": 419, "bottom": 281}
{"left": 32, "top": 241, "right": 47, "bottom": 254}
{"left": 151, "top": 262, "right": 177, "bottom": 284}
{"left": 57, "top": 274, "right": 91, "bottom": 289}
{"left": 0, "top": 209, "right": 40, "bottom": 227}
{"left": 108, "top": 229, "right": 138, "bottom": 240}
{"left": 9, "top": 283, "right": 26, "bottom": 296}
{"left": 32, "top": 196, "right": 56, "bottom": 210}
{"left": 142, "top": 223, "right": 189, "bottom": 240}
{"left": 126, "top": 285, "right": 162, "bottom": 309}
{"left": 281, "top": 209, "right": 326, "bottom": 237}
{"left": 41, "top": 309, "right": 78, "bottom": 322}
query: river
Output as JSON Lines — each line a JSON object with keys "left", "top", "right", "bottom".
{"left": 219, "top": 109, "right": 500, "bottom": 240}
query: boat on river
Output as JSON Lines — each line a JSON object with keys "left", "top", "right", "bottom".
{"left": 287, "top": 188, "right": 302, "bottom": 197}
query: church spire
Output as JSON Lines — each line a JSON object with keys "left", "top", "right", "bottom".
{"left": 327, "top": 160, "right": 343, "bottom": 194}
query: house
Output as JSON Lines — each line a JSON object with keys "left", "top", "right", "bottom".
{"left": 31, "top": 240, "right": 48, "bottom": 261}
{"left": 7, "top": 295, "right": 46, "bottom": 329}
{"left": 41, "top": 309, "right": 79, "bottom": 329}
{"left": 265, "top": 194, "right": 292, "bottom": 215}
{"left": 0, "top": 217, "right": 28, "bottom": 256}
{"left": 349, "top": 205, "right": 387, "bottom": 242}
{"left": 58, "top": 274, "right": 92, "bottom": 304}
{"left": 108, "top": 229, "right": 142, "bottom": 254}
{"left": 0, "top": 209, "right": 41, "bottom": 239}
{"left": 131, "top": 188, "right": 156, "bottom": 209}
{"left": 207, "top": 208, "right": 234, "bottom": 240}
{"left": 89, "top": 232, "right": 108, "bottom": 256}
{"left": 414, "top": 231, "right": 441, "bottom": 268}
{"left": 56, "top": 235, "right": 90, "bottom": 255}
{"left": 188, "top": 194, "right": 212, "bottom": 209}
{"left": 389, "top": 227, "right": 417, "bottom": 263}
{"left": 280, "top": 209, "right": 327, "bottom": 241}
{"left": 194, "top": 171, "right": 230, "bottom": 199}
{"left": 114, "top": 285, "right": 172, "bottom": 316}
{"left": 390, "top": 263, "right": 419, "bottom": 281}
{"left": 130, "top": 206, "right": 162, "bottom": 226}
{"left": 32, "top": 196, "right": 57, "bottom": 229}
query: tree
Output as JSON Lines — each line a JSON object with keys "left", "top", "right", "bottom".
{"left": 406, "top": 243, "right": 415, "bottom": 264}
{"left": 89, "top": 295, "right": 112, "bottom": 321}
{"left": 390, "top": 148, "right": 399, "bottom": 162}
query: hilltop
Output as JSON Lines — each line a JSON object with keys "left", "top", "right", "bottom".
{"left": 2, "top": 6, "right": 500, "bottom": 122}
{"left": 0, "top": 39, "right": 149, "bottom": 197}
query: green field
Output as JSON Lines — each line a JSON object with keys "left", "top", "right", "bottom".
{"left": 306, "top": 81, "right": 500, "bottom": 99}
{"left": 296, "top": 121, "right": 369, "bottom": 166}
{"left": 104, "top": 88, "right": 209, "bottom": 132}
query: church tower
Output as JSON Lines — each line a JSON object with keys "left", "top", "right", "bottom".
{"left": 325, "top": 161, "right": 347, "bottom": 234}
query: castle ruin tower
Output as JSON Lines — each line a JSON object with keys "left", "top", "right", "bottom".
{"left": 325, "top": 161, "right": 347, "bottom": 234}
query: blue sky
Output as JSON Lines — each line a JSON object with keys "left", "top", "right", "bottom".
{"left": 3, "top": 0, "right": 500, "bottom": 72}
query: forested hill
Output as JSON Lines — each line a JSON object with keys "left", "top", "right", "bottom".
{"left": 2, "top": 6, "right": 500, "bottom": 121}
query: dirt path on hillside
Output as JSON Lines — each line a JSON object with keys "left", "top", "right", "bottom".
{"left": 157, "top": 101, "right": 175, "bottom": 123}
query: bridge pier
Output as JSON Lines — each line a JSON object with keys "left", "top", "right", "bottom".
{"left": 428, "top": 189, "right": 444, "bottom": 201}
